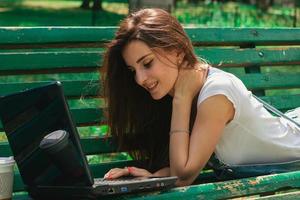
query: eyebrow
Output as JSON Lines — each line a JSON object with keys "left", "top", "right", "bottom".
{"left": 136, "top": 53, "right": 152, "bottom": 64}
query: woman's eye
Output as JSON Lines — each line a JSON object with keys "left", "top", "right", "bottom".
{"left": 128, "top": 67, "right": 135, "bottom": 73}
{"left": 143, "top": 60, "right": 153, "bottom": 68}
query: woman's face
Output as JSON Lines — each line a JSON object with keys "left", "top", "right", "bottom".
{"left": 122, "top": 40, "right": 179, "bottom": 100}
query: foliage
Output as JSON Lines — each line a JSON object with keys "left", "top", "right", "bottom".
{"left": 0, "top": 0, "right": 298, "bottom": 27}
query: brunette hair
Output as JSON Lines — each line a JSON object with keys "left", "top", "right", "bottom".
{"left": 103, "top": 8, "right": 198, "bottom": 172}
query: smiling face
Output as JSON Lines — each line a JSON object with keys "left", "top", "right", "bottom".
{"left": 122, "top": 40, "right": 180, "bottom": 100}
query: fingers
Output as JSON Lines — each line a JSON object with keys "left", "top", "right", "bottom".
{"left": 127, "top": 167, "right": 152, "bottom": 177}
{"left": 104, "top": 167, "right": 153, "bottom": 179}
{"left": 104, "top": 167, "right": 129, "bottom": 179}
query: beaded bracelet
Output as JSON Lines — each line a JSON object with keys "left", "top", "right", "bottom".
{"left": 169, "top": 129, "right": 190, "bottom": 135}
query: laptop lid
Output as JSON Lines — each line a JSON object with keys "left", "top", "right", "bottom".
{"left": 0, "top": 82, "right": 93, "bottom": 187}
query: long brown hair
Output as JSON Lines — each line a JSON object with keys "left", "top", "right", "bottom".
{"left": 103, "top": 8, "right": 198, "bottom": 172}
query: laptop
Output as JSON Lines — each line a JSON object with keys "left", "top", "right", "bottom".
{"left": 0, "top": 82, "right": 177, "bottom": 199}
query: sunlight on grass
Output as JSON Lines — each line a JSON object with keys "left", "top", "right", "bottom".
{"left": 0, "top": 132, "right": 7, "bottom": 142}
{"left": 102, "top": 2, "right": 128, "bottom": 15}
{"left": 21, "top": 0, "right": 81, "bottom": 9}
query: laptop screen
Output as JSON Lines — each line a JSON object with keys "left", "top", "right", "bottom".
{"left": 0, "top": 82, "right": 93, "bottom": 187}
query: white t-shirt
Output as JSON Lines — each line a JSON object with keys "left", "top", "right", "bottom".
{"left": 197, "top": 67, "right": 300, "bottom": 166}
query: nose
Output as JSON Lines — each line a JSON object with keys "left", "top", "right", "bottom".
{"left": 135, "top": 69, "right": 147, "bottom": 86}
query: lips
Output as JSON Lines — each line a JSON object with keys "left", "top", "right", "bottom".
{"left": 146, "top": 81, "right": 158, "bottom": 92}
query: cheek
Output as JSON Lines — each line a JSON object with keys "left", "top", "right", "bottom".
{"left": 160, "top": 68, "right": 178, "bottom": 87}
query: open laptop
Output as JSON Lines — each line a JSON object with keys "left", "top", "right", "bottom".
{"left": 0, "top": 82, "right": 177, "bottom": 199}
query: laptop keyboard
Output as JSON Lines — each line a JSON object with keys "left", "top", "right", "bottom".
{"left": 94, "top": 177, "right": 155, "bottom": 185}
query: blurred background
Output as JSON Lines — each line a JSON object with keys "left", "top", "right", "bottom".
{"left": 0, "top": 0, "right": 299, "bottom": 27}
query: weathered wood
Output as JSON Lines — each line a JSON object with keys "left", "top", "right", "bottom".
{"left": 1, "top": 47, "right": 299, "bottom": 70}
{"left": 110, "top": 171, "right": 300, "bottom": 200}
{"left": 0, "top": 80, "right": 101, "bottom": 97}
{"left": 255, "top": 190, "right": 300, "bottom": 199}
{"left": 1, "top": 27, "right": 300, "bottom": 46}
{"left": 0, "top": 27, "right": 299, "bottom": 200}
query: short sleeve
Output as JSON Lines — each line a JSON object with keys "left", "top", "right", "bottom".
{"left": 197, "top": 73, "right": 241, "bottom": 120}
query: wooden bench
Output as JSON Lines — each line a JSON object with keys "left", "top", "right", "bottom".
{"left": 0, "top": 27, "right": 300, "bottom": 199}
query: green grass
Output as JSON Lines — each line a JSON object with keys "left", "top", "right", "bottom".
{"left": 0, "top": 0, "right": 298, "bottom": 27}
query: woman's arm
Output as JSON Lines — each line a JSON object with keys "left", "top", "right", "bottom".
{"left": 170, "top": 94, "right": 234, "bottom": 186}
{"left": 152, "top": 167, "right": 170, "bottom": 177}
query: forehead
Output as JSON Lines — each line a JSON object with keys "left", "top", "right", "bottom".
{"left": 122, "top": 40, "right": 153, "bottom": 64}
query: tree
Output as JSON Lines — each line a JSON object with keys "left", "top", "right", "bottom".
{"left": 80, "top": 0, "right": 102, "bottom": 10}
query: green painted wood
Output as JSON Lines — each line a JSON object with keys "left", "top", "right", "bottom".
{"left": 187, "top": 28, "right": 300, "bottom": 45}
{"left": 255, "top": 190, "right": 300, "bottom": 199}
{"left": 1, "top": 48, "right": 300, "bottom": 70}
{"left": 0, "top": 27, "right": 116, "bottom": 44}
{"left": 0, "top": 51, "right": 102, "bottom": 70}
{"left": 196, "top": 48, "right": 300, "bottom": 67}
{"left": 238, "top": 73, "right": 300, "bottom": 90}
{"left": 13, "top": 193, "right": 31, "bottom": 200}
{"left": 1, "top": 73, "right": 298, "bottom": 96}
{"left": 2, "top": 27, "right": 300, "bottom": 199}
{"left": 0, "top": 106, "right": 104, "bottom": 131}
{"left": 262, "top": 95, "right": 300, "bottom": 110}
{"left": 0, "top": 80, "right": 101, "bottom": 97}
{"left": 81, "top": 137, "right": 117, "bottom": 155}
{"left": 112, "top": 171, "right": 300, "bottom": 200}
{"left": 1, "top": 28, "right": 300, "bottom": 45}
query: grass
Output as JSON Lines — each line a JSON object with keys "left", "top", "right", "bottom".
{"left": 0, "top": 0, "right": 298, "bottom": 27}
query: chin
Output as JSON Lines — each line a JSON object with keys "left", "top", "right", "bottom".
{"left": 150, "top": 92, "right": 168, "bottom": 100}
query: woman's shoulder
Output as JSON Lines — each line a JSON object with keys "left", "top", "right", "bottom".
{"left": 197, "top": 67, "right": 245, "bottom": 109}
{"left": 204, "top": 67, "right": 240, "bottom": 90}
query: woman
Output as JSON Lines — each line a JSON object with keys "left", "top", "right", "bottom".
{"left": 103, "top": 8, "right": 300, "bottom": 186}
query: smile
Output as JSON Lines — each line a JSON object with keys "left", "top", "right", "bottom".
{"left": 147, "top": 81, "right": 158, "bottom": 92}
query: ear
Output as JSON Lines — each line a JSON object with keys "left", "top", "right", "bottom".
{"left": 176, "top": 52, "right": 185, "bottom": 66}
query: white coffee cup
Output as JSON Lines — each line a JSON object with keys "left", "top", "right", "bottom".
{"left": 0, "top": 156, "right": 15, "bottom": 200}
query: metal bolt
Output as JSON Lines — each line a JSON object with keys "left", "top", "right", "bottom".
{"left": 258, "top": 52, "right": 264, "bottom": 57}
{"left": 252, "top": 30, "right": 258, "bottom": 36}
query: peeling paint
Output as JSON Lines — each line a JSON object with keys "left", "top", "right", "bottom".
{"left": 221, "top": 180, "right": 243, "bottom": 194}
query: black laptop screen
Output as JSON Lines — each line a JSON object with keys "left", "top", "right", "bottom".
{"left": 0, "top": 83, "right": 93, "bottom": 187}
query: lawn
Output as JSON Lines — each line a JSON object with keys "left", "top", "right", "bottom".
{"left": 0, "top": 0, "right": 298, "bottom": 27}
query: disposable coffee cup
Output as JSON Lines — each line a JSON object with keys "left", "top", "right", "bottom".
{"left": 0, "top": 156, "right": 15, "bottom": 200}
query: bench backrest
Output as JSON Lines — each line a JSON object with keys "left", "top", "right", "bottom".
{"left": 0, "top": 27, "right": 300, "bottom": 193}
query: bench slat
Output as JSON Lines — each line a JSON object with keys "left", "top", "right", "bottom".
{"left": 0, "top": 73, "right": 299, "bottom": 98}
{"left": 1, "top": 28, "right": 300, "bottom": 45}
{"left": 188, "top": 28, "right": 300, "bottom": 45}
{"left": 0, "top": 51, "right": 102, "bottom": 70}
{"left": 0, "top": 80, "right": 101, "bottom": 97}
{"left": 238, "top": 73, "right": 300, "bottom": 90}
{"left": 0, "top": 107, "right": 104, "bottom": 131}
{"left": 197, "top": 48, "right": 300, "bottom": 67}
{"left": 0, "top": 27, "right": 116, "bottom": 44}
{"left": 255, "top": 190, "right": 300, "bottom": 200}
{"left": 122, "top": 171, "right": 300, "bottom": 200}
{"left": 1, "top": 48, "right": 299, "bottom": 70}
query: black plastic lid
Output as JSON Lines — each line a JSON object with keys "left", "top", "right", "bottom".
{"left": 39, "top": 130, "right": 69, "bottom": 154}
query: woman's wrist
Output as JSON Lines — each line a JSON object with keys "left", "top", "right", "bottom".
{"left": 172, "top": 94, "right": 193, "bottom": 106}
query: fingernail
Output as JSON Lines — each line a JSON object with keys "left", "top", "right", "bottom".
{"left": 104, "top": 172, "right": 110, "bottom": 179}
{"left": 127, "top": 167, "right": 133, "bottom": 173}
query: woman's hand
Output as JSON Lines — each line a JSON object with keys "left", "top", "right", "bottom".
{"left": 104, "top": 167, "right": 153, "bottom": 179}
{"left": 174, "top": 62, "right": 208, "bottom": 102}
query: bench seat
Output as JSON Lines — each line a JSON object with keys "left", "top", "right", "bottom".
{"left": 0, "top": 27, "right": 299, "bottom": 199}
